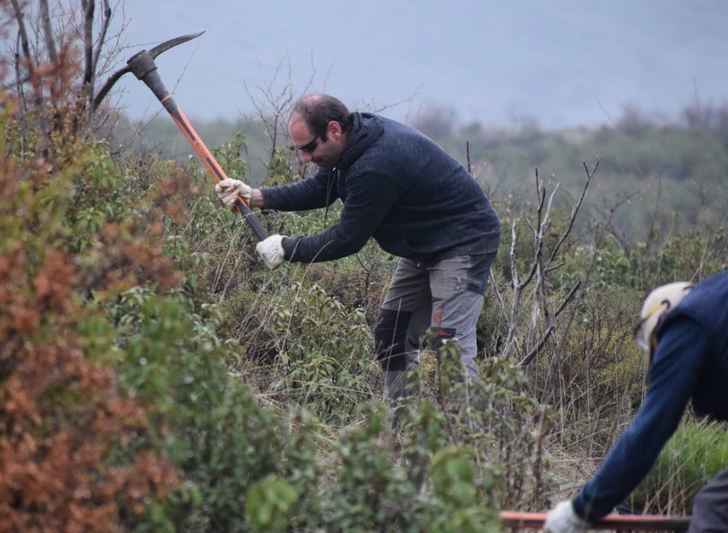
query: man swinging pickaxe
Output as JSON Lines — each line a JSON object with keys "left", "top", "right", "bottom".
{"left": 94, "top": 32, "right": 268, "bottom": 241}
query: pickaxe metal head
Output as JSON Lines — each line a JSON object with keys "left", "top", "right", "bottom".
{"left": 93, "top": 31, "right": 204, "bottom": 112}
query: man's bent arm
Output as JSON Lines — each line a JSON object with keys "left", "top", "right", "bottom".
{"left": 573, "top": 318, "right": 707, "bottom": 520}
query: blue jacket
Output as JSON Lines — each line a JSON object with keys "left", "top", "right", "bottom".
{"left": 573, "top": 271, "right": 728, "bottom": 520}
{"left": 261, "top": 113, "right": 501, "bottom": 263}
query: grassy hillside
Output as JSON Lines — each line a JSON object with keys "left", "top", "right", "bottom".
{"left": 2, "top": 89, "right": 727, "bottom": 529}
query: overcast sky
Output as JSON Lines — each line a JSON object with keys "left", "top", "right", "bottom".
{"left": 109, "top": 0, "right": 728, "bottom": 129}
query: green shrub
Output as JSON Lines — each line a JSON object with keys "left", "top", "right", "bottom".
{"left": 245, "top": 474, "right": 299, "bottom": 532}
{"left": 426, "top": 342, "right": 552, "bottom": 511}
{"left": 267, "top": 280, "right": 378, "bottom": 424}
{"left": 105, "top": 287, "right": 292, "bottom": 531}
{"left": 321, "top": 404, "right": 501, "bottom": 532}
{"left": 322, "top": 407, "right": 417, "bottom": 531}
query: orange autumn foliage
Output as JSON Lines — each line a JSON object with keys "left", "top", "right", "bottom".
{"left": 0, "top": 123, "right": 184, "bottom": 531}
{"left": 0, "top": 243, "right": 181, "bottom": 532}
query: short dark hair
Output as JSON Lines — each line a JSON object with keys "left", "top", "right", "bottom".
{"left": 291, "top": 94, "right": 352, "bottom": 140}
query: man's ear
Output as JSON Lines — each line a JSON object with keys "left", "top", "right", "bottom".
{"left": 328, "top": 120, "right": 344, "bottom": 141}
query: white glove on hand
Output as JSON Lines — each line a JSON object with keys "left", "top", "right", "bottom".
{"left": 544, "top": 500, "right": 589, "bottom": 533}
{"left": 256, "top": 235, "right": 286, "bottom": 270}
{"left": 215, "top": 178, "right": 252, "bottom": 207}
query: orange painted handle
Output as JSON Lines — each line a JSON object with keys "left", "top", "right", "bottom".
{"left": 138, "top": 65, "right": 269, "bottom": 241}
{"left": 499, "top": 510, "right": 690, "bottom": 531}
{"left": 166, "top": 101, "right": 269, "bottom": 241}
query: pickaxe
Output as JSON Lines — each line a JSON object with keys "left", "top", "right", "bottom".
{"left": 95, "top": 32, "right": 268, "bottom": 241}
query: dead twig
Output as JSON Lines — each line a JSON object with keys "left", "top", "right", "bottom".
{"left": 501, "top": 162, "right": 597, "bottom": 365}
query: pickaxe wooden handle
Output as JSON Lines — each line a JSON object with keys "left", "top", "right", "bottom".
{"left": 499, "top": 510, "right": 690, "bottom": 531}
{"left": 96, "top": 32, "right": 268, "bottom": 241}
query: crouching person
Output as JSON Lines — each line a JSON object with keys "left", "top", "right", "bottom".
{"left": 545, "top": 271, "right": 728, "bottom": 532}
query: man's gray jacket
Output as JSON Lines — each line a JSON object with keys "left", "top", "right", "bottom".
{"left": 261, "top": 113, "right": 501, "bottom": 263}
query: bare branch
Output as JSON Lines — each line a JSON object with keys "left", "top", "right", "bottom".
{"left": 518, "top": 281, "right": 580, "bottom": 367}
{"left": 546, "top": 160, "right": 598, "bottom": 265}
{"left": 39, "top": 0, "right": 58, "bottom": 63}
{"left": 501, "top": 160, "right": 596, "bottom": 364}
{"left": 501, "top": 220, "right": 521, "bottom": 358}
{"left": 518, "top": 325, "right": 555, "bottom": 367}
{"left": 519, "top": 248, "right": 539, "bottom": 290}
{"left": 10, "top": 0, "right": 35, "bottom": 80}
{"left": 81, "top": 0, "right": 94, "bottom": 87}
{"left": 554, "top": 281, "right": 581, "bottom": 318}
{"left": 509, "top": 219, "right": 520, "bottom": 290}
{"left": 91, "top": 0, "right": 111, "bottom": 79}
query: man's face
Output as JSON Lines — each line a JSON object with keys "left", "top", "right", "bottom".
{"left": 289, "top": 115, "right": 346, "bottom": 171}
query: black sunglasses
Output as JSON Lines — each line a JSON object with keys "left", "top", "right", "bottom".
{"left": 294, "top": 136, "right": 318, "bottom": 154}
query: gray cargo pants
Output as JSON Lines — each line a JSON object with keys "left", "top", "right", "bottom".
{"left": 374, "top": 251, "right": 496, "bottom": 404}
{"left": 688, "top": 466, "right": 728, "bottom": 532}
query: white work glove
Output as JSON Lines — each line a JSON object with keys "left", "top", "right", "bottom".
{"left": 544, "top": 500, "right": 589, "bottom": 533}
{"left": 215, "top": 178, "right": 252, "bottom": 207}
{"left": 256, "top": 235, "right": 286, "bottom": 270}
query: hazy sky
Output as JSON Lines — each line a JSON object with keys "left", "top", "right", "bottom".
{"left": 109, "top": 0, "right": 728, "bottom": 128}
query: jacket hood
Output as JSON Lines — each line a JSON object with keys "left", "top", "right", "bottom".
{"left": 338, "top": 113, "right": 384, "bottom": 171}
